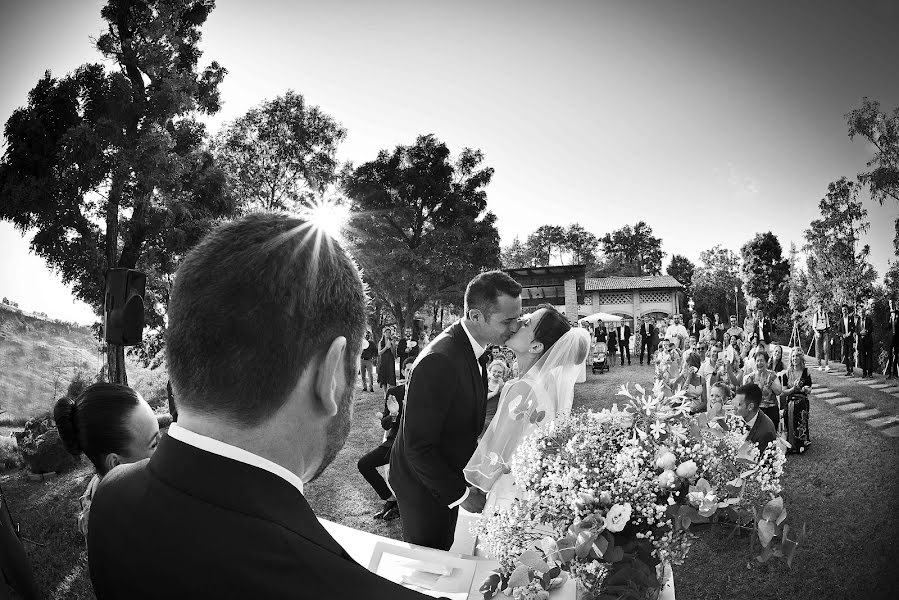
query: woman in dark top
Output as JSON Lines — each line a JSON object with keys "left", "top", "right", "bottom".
{"left": 357, "top": 359, "right": 413, "bottom": 520}
{"left": 376, "top": 328, "right": 397, "bottom": 390}
{"left": 782, "top": 347, "right": 812, "bottom": 453}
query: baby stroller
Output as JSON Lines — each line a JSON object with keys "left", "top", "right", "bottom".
{"left": 592, "top": 341, "right": 609, "bottom": 374}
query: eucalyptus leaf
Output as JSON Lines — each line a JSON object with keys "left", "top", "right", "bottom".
{"left": 507, "top": 564, "right": 531, "bottom": 589}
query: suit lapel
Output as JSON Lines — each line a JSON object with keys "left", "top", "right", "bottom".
{"left": 447, "top": 322, "right": 486, "bottom": 429}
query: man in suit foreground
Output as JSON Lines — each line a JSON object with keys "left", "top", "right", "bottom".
{"left": 390, "top": 271, "right": 522, "bottom": 551}
{"left": 734, "top": 383, "right": 777, "bottom": 455}
{"left": 88, "top": 214, "right": 430, "bottom": 599}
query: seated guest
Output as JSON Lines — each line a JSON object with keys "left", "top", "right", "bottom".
{"left": 674, "top": 352, "right": 706, "bottom": 414}
{"left": 87, "top": 213, "right": 430, "bottom": 599}
{"left": 734, "top": 383, "right": 777, "bottom": 454}
{"left": 781, "top": 347, "right": 812, "bottom": 453}
{"left": 707, "top": 380, "right": 731, "bottom": 421}
{"left": 54, "top": 384, "right": 159, "bottom": 538}
{"left": 698, "top": 342, "right": 718, "bottom": 379}
{"left": 742, "top": 350, "right": 783, "bottom": 432}
{"left": 358, "top": 358, "right": 414, "bottom": 521}
{"left": 484, "top": 359, "right": 508, "bottom": 430}
{"left": 769, "top": 344, "right": 786, "bottom": 376}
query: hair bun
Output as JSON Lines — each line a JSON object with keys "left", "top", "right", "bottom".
{"left": 53, "top": 396, "right": 81, "bottom": 456}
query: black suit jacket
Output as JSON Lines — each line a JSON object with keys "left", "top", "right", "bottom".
{"left": 747, "top": 411, "right": 777, "bottom": 455}
{"left": 88, "top": 435, "right": 428, "bottom": 600}
{"left": 857, "top": 316, "right": 874, "bottom": 347}
{"left": 756, "top": 319, "right": 774, "bottom": 344}
{"left": 838, "top": 315, "right": 856, "bottom": 339}
{"left": 615, "top": 325, "right": 631, "bottom": 345}
{"left": 389, "top": 322, "right": 487, "bottom": 507}
{"left": 639, "top": 322, "right": 656, "bottom": 342}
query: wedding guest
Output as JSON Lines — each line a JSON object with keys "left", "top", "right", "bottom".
{"left": 857, "top": 306, "right": 874, "bottom": 378}
{"left": 674, "top": 352, "right": 706, "bottom": 414}
{"left": 743, "top": 311, "right": 757, "bottom": 344}
{"left": 707, "top": 380, "right": 731, "bottom": 421}
{"left": 396, "top": 328, "right": 410, "bottom": 368}
{"left": 812, "top": 303, "right": 831, "bottom": 372}
{"left": 87, "top": 213, "right": 430, "bottom": 599}
{"left": 781, "top": 347, "right": 812, "bottom": 454}
{"left": 726, "top": 314, "right": 745, "bottom": 342}
{"left": 54, "top": 384, "right": 159, "bottom": 539}
{"left": 698, "top": 342, "right": 719, "bottom": 379}
{"left": 838, "top": 304, "right": 856, "bottom": 376}
{"left": 742, "top": 350, "right": 783, "bottom": 431}
{"left": 377, "top": 328, "right": 398, "bottom": 390}
{"left": 734, "top": 383, "right": 777, "bottom": 454}
{"left": 689, "top": 314, "right": 705, "bottom": 343}
{"left": 668, "top": 315, "right": 689, "bottom": 350}
{"left": 595, "top": 323, "right": 608, "bottom": 343}
{"left": 358, "top": 358, "right": 414, "bottom": 521}
{"left": 755, "top": 308, "right": 774, "bottom": 347}
{"left": 359, "top": 331, "right": 376, "bottom": 392}
{"left": 888, "top": 307, "right": 899, "bottom": 380}
{"left": 484, "top": 360, "right": 507, "bottom": 431}
{"left": 699, "top": 314, "right": 713, "bottom": 345}
{"left": 713, "top": 313, "right": 726, "bottom": 344}
{"left": 638, "top": 316, "right": 656, "bottom": 365}
{"left": 607, "top": 326, "right": 618, "bottom": 367}
{"left": 657, "top": 318, "right": 668, "bottom": 342}
{"left": 768, "top": 344, "right": 786, "bottom": 376}
{"left": 615, "top": 321, "right": 632, "bottom": 365}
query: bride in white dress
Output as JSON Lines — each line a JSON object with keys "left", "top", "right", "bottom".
{"left": 463, "top": 304, "right": 591, "bottom": 512}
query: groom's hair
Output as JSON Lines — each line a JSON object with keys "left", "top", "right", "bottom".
{"left": 166, "top": 213, "right": 367, "bottom": 426}
{"left": 464, "top": 270, "right": 522, "bottom": 318}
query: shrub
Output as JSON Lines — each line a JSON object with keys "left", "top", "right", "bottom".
{"left": 66, "top": 369, "right": 95, "bottom": 401}
{"left": 0, "top": 435, "right": 24, "bottom": 470}
{"left": 35, "top": 343, "right": 51, "bottom": 361}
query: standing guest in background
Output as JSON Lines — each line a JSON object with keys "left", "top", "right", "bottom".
{"left": 88, "top": 213, "right": 431, "bottom": 599}
{"left": 782, "top": 347, "right": 812, "bottom": 454}
{"left": 54, "top": 384, "right": 160, "bottom": 539}
{"left": 358, "top": 359, "right": 414, "bottom": 522}
{"left": 607, "top": 326, "right": 618, "bottom": 368}
{"left": 755, "top": 308, "right": 774, "bottom": 348}
{"left": 838, "top": 304, "right": 856, "bottom": 377}
{"left": 743, "top": 310, "right": 757, "bottom": 345}
{"left": 668, "top": 314, "right": 689, "bottom": 350}
{"left": 769, "top": 344, "right": 786, "bottom": 376}
{"left": 698, "top": 314, "right": 713, "bottom": 345}
{"left": 713, "top": 313, "right": 726, "bottom": 345}
{"left": 856, "top": 306, "right": 874, "bottom": 378}
{"left": 742, "top": 350, "right": 783, "bottom": 432}
{"left": 657, "top": 318, "right": 669, "bottom": 342}
{"left": 888, "top": 307, "right": 899, "bottom": 380}
{"left": 396, "top": 328, "right": 410, "bottom": 370}
{"left": 377, "top": 328, "right": 397, "bottom": 391}
{"left": 689, "top": 314, "right": 705, "bottom": 343}
{"left": 813, "top": 303, "right": 831, "bottom": 372}
{"left": 503, "top": 347, "right": 520, "bottom": 379}
{"left": 638, "top": 316, "right": 656, "bottom": 365}
{"left": 734, "top": 383, "right": 777, "bottom": 455}
{"left": 726, "top": 314, "right": 745, "bottom": 342}
{"left": 360, "top": 331, "right": 376, "bottom": 392}
{"left": 616, "top": 321, "right": 632, "bottom": 365}
{"left": 595, "top": 323, "right": 608, "bottom": 343}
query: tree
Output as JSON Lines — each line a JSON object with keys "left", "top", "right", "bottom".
{"left": 214, "top": 90, "right": 346, "bottom": 213}
{"left": 846, "top": 98, "right": 899, "bottom": 206}
{"left": 564, "top": 223, "right": 599, "bottom": 267}
{"left": 666, "top": 254, "right": 695, "bottom": 297}
{"left": 691, "top": 245, "right": 746, "bottom": 322}
{"left": 600, "top": 221, "right": 665, "bottom": 276}
{"left": 739, "top": 232, "right": 790, "bottom": 318}
{"left": 501, "top": 236, "right": 531, "bottom": 269}
{"left": 803, "top": 177, "right": 877, "bottom": 310}
{"left": 343, "top": 134, "right": 501, "bottom": 329}
{"left": 0, "top": 0, "right": 230, "bottom": 383}
{"left": 526, "top": 225, "right": 567, "bottom": 266}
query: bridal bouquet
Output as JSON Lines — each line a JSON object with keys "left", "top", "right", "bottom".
{"left": 475, "top": 382, "right": 801, "bottom": 600}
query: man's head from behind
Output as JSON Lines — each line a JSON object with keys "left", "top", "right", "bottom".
{"left": 167, "top": 213, "right": 366, "bottom": 483}
{"left": 734, "top": 383, "right": 762, "bottom": 421}
{"left": 464, "top": 271, "right": 523, "bottom": 345}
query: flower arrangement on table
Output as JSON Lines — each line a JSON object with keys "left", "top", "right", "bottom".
{"left": 475, "top": 381, "right": 803, "bottom": 600}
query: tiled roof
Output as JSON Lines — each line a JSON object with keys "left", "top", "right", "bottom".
{"left": 585, "top": 275, "right": 684, "bottom": 291}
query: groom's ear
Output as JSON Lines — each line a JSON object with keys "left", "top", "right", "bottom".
{"left": 314, "top": 336, "right": 348, "bottom": 418}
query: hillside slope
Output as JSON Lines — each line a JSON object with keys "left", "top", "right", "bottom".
{"left": 0, "top": 305, "right": 165, "bottom": 420}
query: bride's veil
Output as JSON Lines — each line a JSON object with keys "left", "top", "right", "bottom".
{"left": 464, "top": 327, "right": 591, "bottom": 492}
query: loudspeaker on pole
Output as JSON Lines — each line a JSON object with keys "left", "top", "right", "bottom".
{"left": 104, "top": 269, "right": 146, "bottom": 346}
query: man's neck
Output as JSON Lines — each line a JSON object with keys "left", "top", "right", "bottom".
{"left": 462, "top": 317, "right": 492, "bottom": 349}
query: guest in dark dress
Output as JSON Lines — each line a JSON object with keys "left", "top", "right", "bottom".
{"left": 377, "top": 328, "right": 397, "bottom": 391}
{"left": 358, "top": 359, "right": 413, "bottom": 521}
{"left": 782, "top": 347, "right": 812, "bottom": 453}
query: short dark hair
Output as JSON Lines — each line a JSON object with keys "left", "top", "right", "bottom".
{"left": 167, "top": 213, "right": 366, "bottom": 426}
{"left": 755, "top": 350, "right": 769, "bottom": 362}
{"left": 532, "top": 303, "right": 571, "bottom": 354}
{"left": 402, "top": 357, "right": 415, "bottom": 370}
{"left": 464, "top": 270, "right": 522, "bottom": 317}
{"left": 729, "top": 314, "right": 737, "bottom": 319}
{"left": 736, "top": 383, "right": 762, "bottom": 409}
{"left": 54, "top": 384, "right": 143, "bottom": 476}
{"left": 842, "top": 304, "right": 850, "bottom": 310}
{"left": 685, "top": 352, "right": 701, "bottom": 370}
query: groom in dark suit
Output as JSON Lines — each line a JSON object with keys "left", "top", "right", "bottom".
{"left": 88, "top": 214, "right": 430, "bottom": 599}
{"left": 734, "top": 383, "right": 777, "bottom": 455}
{"left": 390, "top": 271, "right": 522, "bottom": 551}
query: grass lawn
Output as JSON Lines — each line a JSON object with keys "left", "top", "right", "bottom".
{"left": 3, "top": 362, "right": 898, "bottom": 599}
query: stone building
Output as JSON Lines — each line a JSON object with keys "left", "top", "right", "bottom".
{"left": 584, "top": 275, "right": 685, "bottom": 330}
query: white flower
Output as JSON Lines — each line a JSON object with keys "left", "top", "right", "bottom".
{"left": 676, "top": 460, "right": 697, "bottom": 479}
{"left": 604, "top": 502, "right": 632, "bottom": 532}
{"left": 656, "top": 452, "right": 676, "bottom": 471}
{"left": 657, "top": 469, "right": 677, "bottom": 488}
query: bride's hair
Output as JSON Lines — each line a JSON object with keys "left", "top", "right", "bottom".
{"left": 533, "top": 303, "right": 571, "bottom": 355}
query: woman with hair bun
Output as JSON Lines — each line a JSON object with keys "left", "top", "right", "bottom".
{"left": 53, "top": 383, "right": 160, "bottom": 537}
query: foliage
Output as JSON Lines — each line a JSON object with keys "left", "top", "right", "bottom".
{"left": 343, "top": 134, "right": 501, "bottom": 327}
{"left": 846, "top": 97, "right": 899, "bottom": 206}
{"left": 803, "top": 178, "right": 876, "bottom": 310}
{"left": 501, "top": 236, "right": 531, "bottom": 269}
{"left": 691, "top": 245, "right": 746, "bottom": 321}
{"left": 0, "top": 0, "right": 233, "bottom": 379}
{"left": 526, "top": 225, "right": 567, "bottom": 266}
{"left": 600, "top": 222, "right": 665, "bottom": 276}
{"left": 65, "top": 370, "right": 95, "bottom": 402}
{"left": 476, "top": 383, "right": 798, "bottom": 600}
{"left": 667, "top": 255, "right": 695, "bottom": 298}
{"left": 502, "top": 224, "right": 599, "bottom": 269}
{"left": 564, "top": 224, "right": 599, "bottom": 267}
{"left": 740, "top": 232, "right": 790, "bottom": 319}
{"left": 214, "top": 90, "right": 346, "bottom": 213}
{"left": 0, "top": 437, "right": 23, "bottom": 471}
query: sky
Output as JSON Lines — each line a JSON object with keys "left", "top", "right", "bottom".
{"left": 1, "top": 0, "right": 898, "bottom": 325}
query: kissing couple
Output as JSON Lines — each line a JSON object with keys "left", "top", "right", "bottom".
{"left": 389, "top": 271, "right": 590, "bottom": 551}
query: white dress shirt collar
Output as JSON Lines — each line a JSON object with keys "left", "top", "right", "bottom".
{"left": 167, "top": 423, "right": 304, "bottom": 496}
{"left": 744, "top": 412, "right": 758, "bottom": 430}
{"left": 460, "top": 318, "right": 487, "bottom": 360}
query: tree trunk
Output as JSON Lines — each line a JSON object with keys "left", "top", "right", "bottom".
{"left": 105, "top": 167, "right": 127, "bottom": 384}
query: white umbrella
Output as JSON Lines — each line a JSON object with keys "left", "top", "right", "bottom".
{"left": 578, "top": 312, "right": 624, "bottom": 325}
